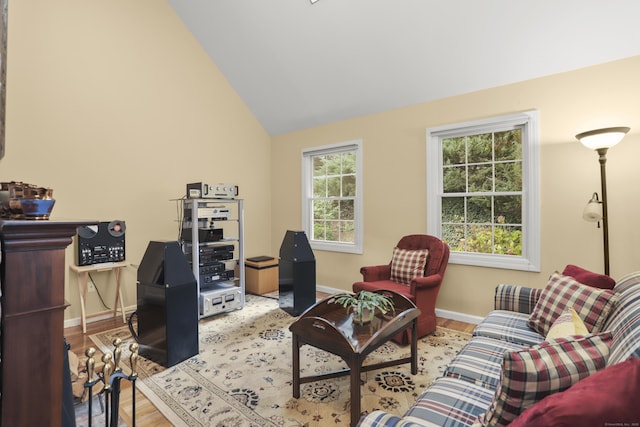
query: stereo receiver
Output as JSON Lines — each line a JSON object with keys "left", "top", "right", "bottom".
{"left": 186, "top": 182, "right": 238, "bottom": 199}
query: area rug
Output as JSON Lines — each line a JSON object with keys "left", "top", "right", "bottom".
{"left": 90, "top": 294, "right": 471, "bottom": 426}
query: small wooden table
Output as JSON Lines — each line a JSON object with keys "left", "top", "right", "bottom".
{"left": 289, "top": 290, "right": 421, "bottom": 427}
{"left": 70, "top": 261, "right": 128, "bottom": 333}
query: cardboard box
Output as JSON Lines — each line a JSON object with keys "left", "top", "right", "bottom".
{"left": 244, "top": 256, "right": 279, "bottom": 295}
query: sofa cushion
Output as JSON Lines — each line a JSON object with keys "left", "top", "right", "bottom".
{"left": 527, "top": 272, "right": 618, "bottom": 336}
{"left": 562, "top": 264, "right": 615, "bottom": 289}
{"left": 602, "top": 271, "right": 640, "bottom": 365}
{"left": 545, "top": 306, "right": 588, "bottom": 340}
{"left": 509, "top": 356, "right": 640, "bottom": 427}
{"left": 390, "top": 247, "right": 429, "bottom": 285}
{"left": 444, "top": 336, "right": 528, "bottom": 389}
{"left": 404, "top": 377, "right": 495, "bottom": 427}
{"left": 473, "top": 310, "right": 545, "bottom": 347}
{"left": 474, "top": 333, "right": 612, "bottom": 427}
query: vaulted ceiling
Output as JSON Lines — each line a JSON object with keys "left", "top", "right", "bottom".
{"left": 168, "top": 1, "right": 640, "bottom": 136}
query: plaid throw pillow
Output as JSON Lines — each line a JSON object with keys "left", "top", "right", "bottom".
{"left": 475, "top": 333, "right": 612, "bottom": 427}
{"left": 390, "top": 247, "right": 429, "bottom": 285}
{"left": 527, "top": 272, "right": 618, "bottom": 336}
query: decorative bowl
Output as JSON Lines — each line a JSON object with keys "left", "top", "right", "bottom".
{"left": 18, "top": 198, "right": 56, "bottom": 219}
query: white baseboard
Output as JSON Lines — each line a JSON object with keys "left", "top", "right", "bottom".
{"left": 435, "top": 308, "right": 483, "bottom": 325}
{"left": 315, "top": 284, "right": 482, "bottom": 325}
{"left": 64, "top": 304, "right": 136, "bottom": 329}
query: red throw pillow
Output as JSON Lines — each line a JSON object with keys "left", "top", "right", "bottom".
{"left": 562, "top": 264, "right": 615, "bottom": 289}
{"left": 510, "top": 357, "right": 640, "bottom": 427}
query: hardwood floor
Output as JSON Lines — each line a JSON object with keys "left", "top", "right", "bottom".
{"left": 64, "top": 297, "right": 476, "bottom": 426}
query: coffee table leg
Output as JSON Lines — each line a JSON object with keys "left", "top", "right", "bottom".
{"left": 350, "top": 358, "right": 361, "bottom": 427}
{"left": 292, "top": 333, "right": 301, "bottom": 398}
{"left": 410, "top": 319, "right": 418, "bottom": 374}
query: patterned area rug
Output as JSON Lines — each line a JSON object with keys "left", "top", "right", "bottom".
{"left": 90, "top": 294, "right": 470, "bottom": 426}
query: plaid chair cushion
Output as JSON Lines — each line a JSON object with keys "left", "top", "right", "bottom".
{"left": 527, "top": 272, "right": 618, "bottom": 336}
{"left": 474, "top": 333, "right": 612, "bottom": 427}
{"left": 390, "top": 247, "right": 429, "bottom": 285}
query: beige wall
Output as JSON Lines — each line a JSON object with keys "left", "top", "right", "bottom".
{"left": 3, "top": 2, "right": 639, "bottom": 323}
{"left": 272, "top": 56, "right": 640, "bottom": 318}
{"left": 2, "top": 1, "right": 272, "bottom": 321}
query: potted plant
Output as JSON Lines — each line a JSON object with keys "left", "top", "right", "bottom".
{"left": 331, "top": 291, "right": 396, "bottom": 325}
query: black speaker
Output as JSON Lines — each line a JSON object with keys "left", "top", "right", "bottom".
{"left": 136, "top": 241, "right": 199, "bottom": 367}
{"left": 279, "top": 230, "right": 316, "bottom": 316}
{"left": 75, "top": 220, "right": 126, "bottom": 266}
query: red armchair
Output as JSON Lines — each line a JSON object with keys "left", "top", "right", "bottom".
{"left": 352, "top": 234, "right": 450, "bottom": 344}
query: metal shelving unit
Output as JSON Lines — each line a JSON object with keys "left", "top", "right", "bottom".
{"left": 180, "top": 198, "right": 245, "bottom": 318}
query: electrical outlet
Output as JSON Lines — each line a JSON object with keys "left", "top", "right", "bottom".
{"left": 88, "top": 282, "right": 96, "bottom": 292}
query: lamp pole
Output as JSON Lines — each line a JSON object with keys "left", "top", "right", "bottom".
{"left": 597, "top": 147, "right": 610, "bottom": 276}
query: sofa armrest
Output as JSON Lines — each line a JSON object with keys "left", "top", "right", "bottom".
{"left": 357, "top": 411, "right": 429, "bottom": 427}
{"left": 360, "top": 264, "right": 391, "bottom": 282}
{"left": 494, "top": 284, "right": 542, "bottom": 314}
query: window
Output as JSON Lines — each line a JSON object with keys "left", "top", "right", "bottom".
{"left": 302, "top": 140, "right": 363, "bottom": 254}
{"left": 427, "top": 111, "right": 540, "bottom": 271}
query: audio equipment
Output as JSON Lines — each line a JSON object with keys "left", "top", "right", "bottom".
{"left": 181, "top": 227, "right": 223, "bottom": 242}
{"left": 75, "top": 220, "right": 126, "bottom": 266}
{"left": 135, "top": 241, "right": 199, "bottom": 368}
{"left": 200, "top": 282, "right": 243, "bottom": 316}
{"left": 186, "top": 182, "right": 239, "bottom": 199}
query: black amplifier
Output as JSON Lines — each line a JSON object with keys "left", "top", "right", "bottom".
{"left": 181, "top": 228, "right": 223, "bottom": 242}
{"left": 75, "top": 220, "right": 126, "bottom": 266}
{"left": 197, "top": 262, "right": 225, "bottom": 275}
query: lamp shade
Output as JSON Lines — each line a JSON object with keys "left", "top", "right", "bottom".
{"left": 583, "top": 192, "right": 602, "bottom": 222}
{"left": 576, "top": 127, "right": 630, "bottom": 150}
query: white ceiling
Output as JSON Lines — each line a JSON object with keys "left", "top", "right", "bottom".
{"left": 168, "top": 0, "right": 640, "bottom": 136}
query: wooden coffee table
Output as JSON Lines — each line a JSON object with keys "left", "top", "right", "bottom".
{"left": 289, "top": 290, "right": 421, "bottom": 427}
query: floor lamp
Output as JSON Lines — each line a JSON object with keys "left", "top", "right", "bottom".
{"left": 576, "top": 126, "right": 630, "bottom": 276}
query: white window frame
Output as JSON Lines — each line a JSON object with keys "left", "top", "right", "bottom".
{"left": 426, "top": 111, "right": 540, "bottom": 272}
{"left": 302, "top": 140, "right": 363, "bottom": 254}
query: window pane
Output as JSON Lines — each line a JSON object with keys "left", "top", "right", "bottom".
{"left": 495, "top": 161, "right": 522, "bottom": 191}
{"left": 325, "top": 154, "right": 341, "bottom": 175}
{"left": 339, "top": 221, "right": 354, "bottom": 243}
{"left": 466, "top": 224, "right": 493, "bottom": 253}
{"left": 340, "top": 199, "right": 354, "bottom": 220}
{"left": 442, "top": 223, "right": 465, "bottom": 251}
{"left": 342, "top": 175, "right": 356, "bottom": 196}
{"left": 327, "top": 220, "right": 339, "bottom": 241}
{"left": 495, "top": 129, "right": 522, "bottom": 161}
{"left": 443, "top": 137, "right": 466, "bottom": 165}
{"left": 313, "top": 177, "right": 326, "bottom": 198}
{"left": 443, "top": 165, "right": 466, "bottom": 193}
{"left": 313, "top": 156, "right": 326, "bottom": 176}
{"left": 313, "top": 220, "right": 325, "bottom": 240}
{"left": 313, "top": 199, "right": 328, "bottom": 220}
{"left": 468, "top": 164, "right": 493, "bottom": 192}
{"left": 327, "top": 176, "right": 340, "bottom": 197}
{"left": 442, "top": 197, "right": 464, "bottom": 223}
{"left": 494, "top": 225, "right": 522, "bottom": 255}
{"left": 467, "top": 196, "right": 491, "bottom": 223}
{"left": 342, "top": 152, "right": 356, "bottom": 174}
{"left": 467, "top": 133, "right": 492, "bottom": 163}
{"left": 326, "top": 199, "right": 339, "bottom": 220}
{"left": 495, "top": 195, "right": 522, "bottom": 224}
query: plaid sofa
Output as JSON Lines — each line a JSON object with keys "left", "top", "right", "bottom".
{"left": 357, "top": 271, "right": 640, "bottom": 427}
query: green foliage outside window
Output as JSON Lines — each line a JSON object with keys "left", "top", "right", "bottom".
{"left": 441, "top": 129, "right": 523, "bottom": 256}
{"left": 312, "top": 151, "right": 356, "bottom": 243}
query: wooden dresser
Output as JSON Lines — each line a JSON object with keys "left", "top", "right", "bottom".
{"left": 0, "top": 220, "right": 95, "bottom": 427}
